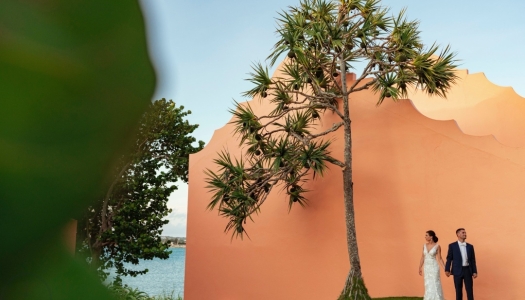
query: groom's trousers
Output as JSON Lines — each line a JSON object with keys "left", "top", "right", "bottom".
{"left": 453, "top": 266, "right": 474, "bottom": 300}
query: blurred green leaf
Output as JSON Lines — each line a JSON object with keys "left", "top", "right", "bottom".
{"left": 0, "top": 0, "right": 155, "bottom": 299}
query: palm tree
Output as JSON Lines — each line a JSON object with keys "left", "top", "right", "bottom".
{"left": 205, "top": 0, "right": 458, "bottom": 298}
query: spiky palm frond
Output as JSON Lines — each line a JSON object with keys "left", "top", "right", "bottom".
{"left": 205, "top": 151, "right": 246, "bottom": 210}
{"left": 285, "top": 110, "right": 313, "bottom": 137}
{"left": 229, "top": 101, "right": 261, "bottom": 145}
{"left": 286, "top": 183, "right": 308, "bottom": 210}
{"left": 300, "top": 140, "right": 332, "bottom": 177}
{"left": 372, "top": 72, "right": 398, "bottom": 105}
{"left": 411, "top": 44, "right": 459, "bottom": 97}
{"left": 268, "top": 86, "right": 294, "bottom": 116}
{"left": 243, "top": 63, "right": 272, "bottom": 99}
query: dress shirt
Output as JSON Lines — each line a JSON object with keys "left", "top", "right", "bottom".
{"left": 458, "top": 241, "right": 469, "bottom": 266}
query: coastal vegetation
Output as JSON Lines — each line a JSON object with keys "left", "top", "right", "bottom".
{"left": 161, "top": 236, "right": 187, "bottom": 247}
{"left": 77, "top": 99, "right": 204, "bottom": 283}
{"left": 107, "top": 284, "right": 182, "bottom": 300}
{"left": 205, "top": 0, "right": 457, "bottom": 299}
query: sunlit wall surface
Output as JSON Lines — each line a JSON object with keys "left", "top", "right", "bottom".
{"left": 185, "top": 67, "right": 525, "bottom": 300}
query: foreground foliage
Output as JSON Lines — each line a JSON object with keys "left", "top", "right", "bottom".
{"left": 0, "top": 0, "right": 155, "bottom": 298}
{"left": 107, "top": 284, "right": 183, "bottom": 300}
{"left": 78, "top": 99, "right": 204, "bottom": 283}
{"left": 206, "top": 0, "right": 457, "bottom": 298}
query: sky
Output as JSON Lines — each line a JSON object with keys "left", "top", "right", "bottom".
{"left": 138, "top": 0, "right": 525, "bottom": 237}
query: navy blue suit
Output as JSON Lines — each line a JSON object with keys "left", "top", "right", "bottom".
{"left": 445, "top": 242, "right": 477, "bottom": 300}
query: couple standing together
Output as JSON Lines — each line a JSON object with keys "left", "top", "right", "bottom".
{"left": 418, "top": 228, "right": 477, "bottom": 300}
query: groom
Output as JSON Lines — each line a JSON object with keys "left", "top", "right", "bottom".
{"left": 445, "top": 228, "right": 478, "bottom": 300}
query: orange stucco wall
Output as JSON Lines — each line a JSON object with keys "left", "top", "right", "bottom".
{"left": 185, "top": 68, "right": 525, "bottom": 299}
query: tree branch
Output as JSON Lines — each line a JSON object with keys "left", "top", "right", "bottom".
{"left": 100, "top": 162, "right": 131, "bottom": 234}
{"left": 350, "top": 79, "right": 377, "bottom": 93}
{"left": 326, "top": 157, "right": 345, "bottom": 168}
{"left": 308, "top": 122, "right": 344, "bottom": 139}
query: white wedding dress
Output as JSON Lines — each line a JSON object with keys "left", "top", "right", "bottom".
{"left": 423, "top": 244, "right": 444, "bottom": 300}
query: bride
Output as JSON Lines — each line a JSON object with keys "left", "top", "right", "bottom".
{"left": 418, "top": 230, "right": 446, "bottom": 300}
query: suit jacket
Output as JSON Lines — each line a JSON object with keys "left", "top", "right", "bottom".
{"left": 445, "top": 241, "right": 477, "bottom": 276}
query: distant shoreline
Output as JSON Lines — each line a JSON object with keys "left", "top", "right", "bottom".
{"left": 161, "top": 236, "right": 186, "bottom": 249}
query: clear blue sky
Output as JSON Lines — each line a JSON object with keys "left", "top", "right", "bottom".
{"left": 139, "top": 0, "right": 525, "bottom": 236}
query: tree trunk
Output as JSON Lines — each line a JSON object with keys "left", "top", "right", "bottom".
{"left": 339, "top": 134, "right": 370, "bottom": 300}
{"left": 91, "top": 242, "right": 102, "bottom": 272}
{"left": 338, "top": 58, "right": 370, "bottom": 300}
{"left": 101, "top": 162, "right": 130, "bottom": 233}
{"left": 89, "top": 162, "right": 129, "bottom": 274}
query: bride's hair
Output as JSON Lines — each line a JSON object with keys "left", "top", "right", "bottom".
{"left": 426, "top": 230, "right": 438, "bottom": 243}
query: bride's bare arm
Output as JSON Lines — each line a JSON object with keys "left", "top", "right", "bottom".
{"left": 419, "top": 253, "right": 424, "bottom": 276}
{"left": 436, "top": 245, "right": 446, "bottom": 270}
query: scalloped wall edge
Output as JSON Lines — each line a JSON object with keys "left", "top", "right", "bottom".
{"left": 407, "top": 68, "right": 525, "bottom": 148}
{"left": 194, "top": 66, "right": 525, "bottom": 163}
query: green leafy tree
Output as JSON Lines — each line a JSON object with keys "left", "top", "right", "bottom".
{"left": 205, "top": 0, "right": 458, "bottom": 299}
{"left": 78, "top": 99, "right": 204, "bottom": 283}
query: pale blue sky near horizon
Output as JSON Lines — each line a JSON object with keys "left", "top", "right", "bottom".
{"left": 139, "top": 0, "right": 525, "bottom": 237}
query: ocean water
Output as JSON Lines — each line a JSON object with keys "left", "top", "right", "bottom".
{"left": 108, "top": 248, "right": 185, "bottom": 297}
